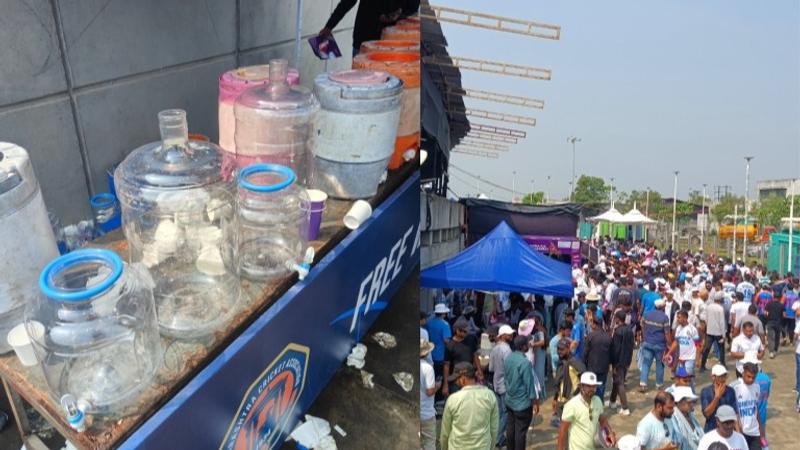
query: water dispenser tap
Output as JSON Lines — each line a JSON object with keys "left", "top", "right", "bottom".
{"left": 288, "top": 247, "right": 315, "bottom": 280}
{"left": 60, "top": 394, "right": 86, "bottom": 432}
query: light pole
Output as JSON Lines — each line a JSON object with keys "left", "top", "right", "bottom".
{"left": 568, "top": 137, "right": 581, "bottom": 201}
{"left": 671, "top": 171, "right": 679, "bottom": 250}
{"left": 742, "top": 156, "right": 753, "bottom": 262}
{"left": 512, "top": 171, "right": 517, "bottom": 203}
{"left": 609, "top": 177, "right": 616, "bottom": 207}
{"left": 701, "top": 183, "right": 707, "bottom": 251}
{"left": 546, "top": 175, "right": 551, "bottom": 204}
{"left": 530, "top": 179, "right": 535, "bottom": 204}
{"left": 789, "top": 179, "right": 796, "bottom": 273}
{"left": 645, "top": 187, "right": 651, "bottom": 242}
{"left": 476, "top": 176, "right": 481, "bottom": 196}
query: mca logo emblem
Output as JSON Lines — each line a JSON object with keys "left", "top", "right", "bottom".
{"left": 220, "top": 344, "right": 310, "bottom": 450}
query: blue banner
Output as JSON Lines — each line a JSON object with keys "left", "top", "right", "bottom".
{"left": 120, "top": 172, "right": 420, "bottom": 449}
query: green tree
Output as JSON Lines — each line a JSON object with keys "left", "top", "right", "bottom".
{"left": 753, "top": 196, "right": 793, "bottom": 227}
{"left": 521, "top": 191, "right": 546, "bottom": 205}
{"left": 711, "top": 194, "right": 745, "bottom": 224}
{"left": 688, "top": 190, "right": 706, "bottom": 206}
{"left": 572, "top": 175, "right": 608, "bottom": 205}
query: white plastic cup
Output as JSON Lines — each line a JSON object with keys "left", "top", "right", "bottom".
{"left": 7, "top": 322, "right": 44, "bottom": 367}
{"left": 343, "top": 200, "right": 373, "bottom": 230}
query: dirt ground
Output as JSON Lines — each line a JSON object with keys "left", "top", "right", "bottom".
{"left": 523, "top": 344, "right": 799, "bottom": 449}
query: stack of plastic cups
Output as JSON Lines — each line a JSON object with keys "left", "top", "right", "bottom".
{"left": 218, "top": 64, "right": 300, "bottom": 177}
{"left": 381, "top": 22, "right": 420, "bottom": 41}
{"left": 352, "top": 52, "right": 420, "bottom": 170}
{"left": 359, "top": 39, "right": 419, "bottom": 55}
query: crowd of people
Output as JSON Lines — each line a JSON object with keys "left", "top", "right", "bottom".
{"left": 420, "top": 240, "right": 800, "bottom": 450}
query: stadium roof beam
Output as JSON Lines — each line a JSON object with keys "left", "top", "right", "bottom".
{"left": 423, "top": 55, "right": 551, "bottom": 81}
{"left": 448, "top": 87, "right": 545, "bottom": 109}
{"left": 454, "top": 122, "right": 527, "bottom": 139}
{"left": 449, "top": 107, "right": 537, "bottom": 127}
{"left": 421, "top": 4, "right": 561, "bottom": 40}
{"left": 459, "top": 139, "right": 511, "bottom": 152}
{"left": 465, "top": 131, "right": 518, "bottom": 144}
{"left": 452, "top": 147, "right": 500, "bottom": 159}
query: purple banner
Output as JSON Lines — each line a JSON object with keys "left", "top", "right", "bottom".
{"left": 521, "top": 235, "right": 581, "bottom": 268}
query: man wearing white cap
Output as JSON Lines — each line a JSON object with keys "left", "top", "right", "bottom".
{"left": 697, "top": 405, "right": 748, "bottom": 450}
{"left": 488, "top": 324, "right": 514, "bottom": 448}
{"left": 669, "top": 386, "right": 704, "bottom": 450}
{"left": 556, "top": 371, "right": 617, "bottom": 450}
{"left": 426, "top": 304, "right": 452, "bottom": 385}
{"left": 700, "top": 364, "right": 741, "bottom": 433}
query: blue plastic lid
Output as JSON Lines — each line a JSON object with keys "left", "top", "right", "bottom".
{"left": 90, "top": 192, "right": 116, "bottom": 209}
{"left": 39, "top": 249, "right": 123, "bottom": 302}
{"left": 238, "top": 163, "right": 295, "bottom": 193}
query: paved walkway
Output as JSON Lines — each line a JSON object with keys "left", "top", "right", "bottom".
{"left": 524, "top": 347, "right": 799, "bottom": 449}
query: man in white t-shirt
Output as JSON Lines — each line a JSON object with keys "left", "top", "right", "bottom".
{"left": 730, "top": 362, "right": 763, "bottom": 449}
{"left": 669, "top": 310, "right": 700, "bottom": 375}
{"left": 420, "top": 339, "right": 440, "bottom": 450}
{"left": 730, "top": 293, "right": 750, "bottom": 337}
{"left": 730, "top": 322, "right": 765, "bottom": 376}
{"left": 697, "top": 405, "right": 749, "bottom": 450}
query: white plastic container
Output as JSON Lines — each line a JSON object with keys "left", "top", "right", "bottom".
{"left": 0, "top": 142, "right": 59, "bottom": 353}
{"left": 312, "top": 70, "right": 402, "bottom": 199}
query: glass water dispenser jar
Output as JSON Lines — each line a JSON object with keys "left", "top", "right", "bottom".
{"left": 237, "top": 164, "right": 310, "bottom": 280}
{"left": 114, "top": 110, "right": 241, "bottom": 339}
{"left": 25, "top": 249, "right": 161, "bottom": 415}
{"left": 234, "top": 59, "right": 319, "bottom": 186}
{"left": 0, "top": 142, "right": 59, "bottom": 353}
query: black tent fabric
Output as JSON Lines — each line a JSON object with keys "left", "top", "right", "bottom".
{"left": 462, "top": 198, "right": 582, "bottom": 245}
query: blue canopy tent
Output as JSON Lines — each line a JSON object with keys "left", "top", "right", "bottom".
{"left": 420, "top": 221, "right": 574, "bottom": 297}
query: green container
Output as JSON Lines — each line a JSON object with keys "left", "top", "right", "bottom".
{"left": 767, "top": 232, "right": 800, "bottom": 275}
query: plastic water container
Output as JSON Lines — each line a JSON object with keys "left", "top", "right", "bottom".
{"left": 352, "top": 51, "right": 420, "bottom": 170}
{"left": 218, "top": 64, "right": 300, "bottom": 174}
{"left": 237, "top": 164, "right": 310, "bottom": 280}
{"left": 90, "top": 193, "right": 121, "bottom": 234}
{"left": 312, "top": 70, "right": 402, "bottom": 199}
{"left": 25, "top": 249, "right": 161, "bottom": 415}
{"left": 359, "top": 39, "right": 419, "bottom": 55}
{"left": 381, "top": 23, "right": 420, "bottom": 41}
{"left": 114, "top": 109, "right": 241, "bottom": 339}
{"left": 0, "top": 142, "right": 59, "bottom": 353}
{"left": 234, "top": 59, "right": 319, "bottom": 187}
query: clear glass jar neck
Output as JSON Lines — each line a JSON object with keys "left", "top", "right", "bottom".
{"left": 265, "top": 59, "right": 290, "bottom": 99}
{"left": 158, "top": 109, "right": 189, "bottom": 149}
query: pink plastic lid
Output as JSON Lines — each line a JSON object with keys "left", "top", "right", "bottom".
{"left": 329, "top": 70, "right": 390, "bottom": 86}
{"left": 219, "top": 65, "right": 300, "bottom": 102}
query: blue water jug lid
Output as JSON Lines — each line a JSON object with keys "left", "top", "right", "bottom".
{"left": 39, "top": 248, "right": 123, "bottom": 302}
{"left": 238, "top": 163, "right": 296, "bottom": 193}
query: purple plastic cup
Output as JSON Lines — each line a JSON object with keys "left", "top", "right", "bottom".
{"left": 306, "top": 189, "right": 328, "bottom": 240}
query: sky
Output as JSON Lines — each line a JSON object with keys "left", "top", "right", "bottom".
{"left": 438, "top": 1, "right": 800, "bottom": 203}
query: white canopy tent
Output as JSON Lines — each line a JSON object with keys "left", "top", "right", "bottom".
{"left": 588, "top": 207, "right": 625, "bottom": 223}
{"left": 620, "top": 203, "right": 657, "bottom": 224}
